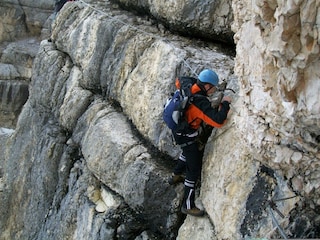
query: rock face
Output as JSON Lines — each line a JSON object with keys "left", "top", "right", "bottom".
{"left": 110, "top": 0, "right": 234, "bottom": 44}
{"left": 0, "top": 0, "right": 319, "bottom": 239}
{"left": 0, "top": 0, "right": 54, "bottom": 127}
{"left": 0, "top": 0, "right": 54, "bottom": 42}
{"left": 0, "top": 38, "right": 39, "bottom": 127}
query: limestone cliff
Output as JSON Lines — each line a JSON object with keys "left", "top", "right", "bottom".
{"left": 110, "top": 0, "right": 234, "bottom": 44}
{"left": 0, "top": 0, "right": 319, "bottom": 239}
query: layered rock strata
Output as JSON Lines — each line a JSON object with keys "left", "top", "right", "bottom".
{"left": 0, "top": 0, "right": 319, "bottom": 239}
{"left": 0, "top": 1, "right": 236, "bottom": 239}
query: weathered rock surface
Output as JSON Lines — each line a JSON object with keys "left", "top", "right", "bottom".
{"left": 0, "top": 38, "right": 40, "bottom": 127}
{"left": 0, "top": 0, "right": 319, "bottom": 239}
{"left": 0, "top": 1, "right": 235, "bottom": 239}
{"left": 0, "top": 0, "right": 54, "bottom": 42}
{"left": 110, "top": 0, "right": 234, "bottom": 44}
{"left": 0, "top": 0, "right": 54, "bottom": 128}
{"left": 211, "top": 0, "right": 320, "bottom": 238}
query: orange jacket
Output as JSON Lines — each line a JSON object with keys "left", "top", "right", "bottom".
{"left": 184, "top": 84, "right": 230, "bottom": 131}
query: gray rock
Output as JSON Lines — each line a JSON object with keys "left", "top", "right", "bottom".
{"left": 0, "top": 0, "right": 319, "bottom": 239}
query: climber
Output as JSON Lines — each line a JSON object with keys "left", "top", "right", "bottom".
{"left": 168, "top": 69, "right": 232, "bottom": 217}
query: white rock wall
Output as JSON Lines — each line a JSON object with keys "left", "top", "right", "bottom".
{"left": 179, "top": 0, "right": 319, "bottom": 239}
{"left": 232, "top": 0, "right": 319, "bottom": 195}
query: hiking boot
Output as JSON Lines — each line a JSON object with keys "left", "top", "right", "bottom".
{"left": 181, "top": 206, "right": 205, "bottom": 217}
{"left": 168, "top": 174, "right": 185, "bottom": 185}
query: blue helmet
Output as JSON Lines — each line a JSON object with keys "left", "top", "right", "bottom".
{"left": 198, "top": 69, "right": 219, "bottom": 86}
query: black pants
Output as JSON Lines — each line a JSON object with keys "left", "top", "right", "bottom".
{"left": 174, "top": 143, "right": 204, "bottom": 183}
{"left": 173, "top": 126, "right": 211, "bottom": 209}
{"left": 173, "top": 142, "right": 204, "bottom": 209}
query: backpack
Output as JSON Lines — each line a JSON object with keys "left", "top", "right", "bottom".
{"left": 163, "top": 77, "right": 197, "bottom": 131}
